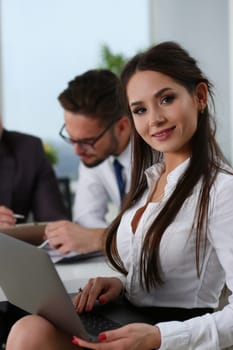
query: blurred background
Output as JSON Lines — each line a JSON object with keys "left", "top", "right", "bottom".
{"left": 0, "top": 0, "right": 232, "bottom": 181}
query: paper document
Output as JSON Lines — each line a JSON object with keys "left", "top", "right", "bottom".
{"left": 38, "top": 240, "right": 103, "bottom": 263}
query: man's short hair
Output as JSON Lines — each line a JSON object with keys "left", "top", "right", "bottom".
{"left": 58, "top": 69, "right": 126, "bottom": 125}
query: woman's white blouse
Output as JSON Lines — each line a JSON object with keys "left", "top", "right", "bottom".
{"left": 116, "top": 160, "right": 233, "bottom": 349}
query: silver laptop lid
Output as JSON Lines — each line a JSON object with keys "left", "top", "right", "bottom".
{"left": 0, "top": 232, "right": 89, "bottom": 339}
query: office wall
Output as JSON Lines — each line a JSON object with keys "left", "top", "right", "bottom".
{"left": 0, "top": 0, "right": 150, "bottom": 177}
{"left": 1, "top": 0, "right": 149, "bottom": 139}
{"left": 151, "top": 0, "right": 232, "bottom": 161}
{"left": 230, "top": 0, "right": 233, "bottom": 160}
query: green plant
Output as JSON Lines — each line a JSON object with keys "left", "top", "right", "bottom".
{"left": 43, "top": 142, "right": 58, "bottom": 165}
{"left": 98, "top": 44, "right": 127, "bottom": 76}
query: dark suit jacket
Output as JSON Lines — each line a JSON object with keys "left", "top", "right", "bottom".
{"left": 0, "top": 129, "right": 68, "bottom": 222}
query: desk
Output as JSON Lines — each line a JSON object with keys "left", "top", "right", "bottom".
{"left": 0, "top": 255, "right": 121, "bottom": 302}
{"left": 55, "top": 255, "right": 121, "bottom": 292}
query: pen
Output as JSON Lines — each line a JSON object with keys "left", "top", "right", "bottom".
{"left": 13, "top": 213, "right": 25, "bottom": 219}
{"left": 38, "top": 239, "right": 49, "bottom": 249}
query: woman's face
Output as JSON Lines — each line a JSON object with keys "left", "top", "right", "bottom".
{"left": 127, "top": 70, "right": 205, "bottom": 160}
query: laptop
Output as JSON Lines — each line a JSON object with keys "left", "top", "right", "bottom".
{"left": 0, "top": 232, "right": 156, "bottom": 342}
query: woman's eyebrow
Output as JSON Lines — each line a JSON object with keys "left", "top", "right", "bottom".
{"left": 129, "top": 87, "right": 173, "bottom": 107}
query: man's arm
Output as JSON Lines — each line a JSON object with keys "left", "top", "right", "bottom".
{"left": 44, "top": 161, "right": 118, "bottom": 254}
{"left": 30, "top": 139, "right": 69, "bottom": 221}
{"left": 73, "top": 162, "right": 117, "bottom": 227}
{"left": 0, "top": 130, "right": 68, "bottom": 222}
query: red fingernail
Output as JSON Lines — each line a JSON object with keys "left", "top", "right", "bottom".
{"left": 98, "top": 333, "right": 107, "bottom": 341}
{"left": 99, "top": 296, "right": 105, "bottom": 304}
{"left": 72, "top": 336, "right": 79, "bottom": 345}
{"left": 85, "top": 306, "right": 91, "bottom": 312}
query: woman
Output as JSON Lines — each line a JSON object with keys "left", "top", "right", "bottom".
{"left": 6, "top": 42, "right": 233, "bottom": 349}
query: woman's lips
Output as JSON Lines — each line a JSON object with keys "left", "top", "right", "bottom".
{"left": 152, "top": 126, "right": 176, "bottom": 141}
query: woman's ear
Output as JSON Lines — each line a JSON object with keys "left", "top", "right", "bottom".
{"left": 196, "top": 82, "right": 208, "bottom": 113}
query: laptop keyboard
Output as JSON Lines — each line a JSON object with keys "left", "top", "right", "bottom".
{"left": 80, "top": 311, "right": 121, "bottom": 336}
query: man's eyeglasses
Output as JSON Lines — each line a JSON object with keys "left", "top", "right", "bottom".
{"left": 59, "top": 118, "right": 119, "bottom": 151}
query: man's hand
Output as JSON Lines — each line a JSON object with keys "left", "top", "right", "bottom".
{"left": 0, "top": 206, "right": 16, "bottom": 227}
{"left": 44, "top": 220, "right": 105, "bottom": 254}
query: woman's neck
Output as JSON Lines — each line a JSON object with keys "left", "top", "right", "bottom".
{"left": 163, "top": 151, "right": 190, "bottom": 175}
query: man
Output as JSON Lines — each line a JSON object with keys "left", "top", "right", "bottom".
{"left": 45, "top": 69, "right": 132, "bottom": 254}
{"left": 0, "top": 121, "right": 68, "bottom": 226}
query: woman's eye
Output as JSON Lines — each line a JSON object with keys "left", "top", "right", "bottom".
{"left": 132, "top": 107, "right": 146, "bottom": 115}
{"left": 161, "top": 95, "right": 175, "bottom": 105}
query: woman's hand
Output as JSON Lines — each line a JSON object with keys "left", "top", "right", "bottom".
{"left": 72, "top": 323, "right": 161, "bottom": 349}
{"left": 73, "top": 277, "right": 124, "bottom": 313}
{"left": 0, "top": 206, "right": 16, "bottom": 227}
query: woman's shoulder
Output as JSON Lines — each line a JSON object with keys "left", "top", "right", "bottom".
{"left": 212, "top": 164, "right": 233, "bottom": 193}
{"left": 216, "top": 162, "right": 233, "bottom": 179}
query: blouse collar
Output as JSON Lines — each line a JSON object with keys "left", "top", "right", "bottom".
{"left": 145, "top": 158, "right": 190, "bottom": 190}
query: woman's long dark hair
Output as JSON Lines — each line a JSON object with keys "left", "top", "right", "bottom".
{"left": 106, "top": 41, "right": 229, "bottom": 291}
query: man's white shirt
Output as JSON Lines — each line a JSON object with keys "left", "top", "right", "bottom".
{"left": 73, "top": 142, "right": 131, "bottom": 227}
